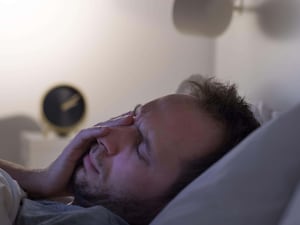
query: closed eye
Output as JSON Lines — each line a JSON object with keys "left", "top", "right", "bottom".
{"left": 135, "top": 125, "right": 150, "bottom": 164}
{"left": 135, "top": 126, "right": 144, "bottom": 159}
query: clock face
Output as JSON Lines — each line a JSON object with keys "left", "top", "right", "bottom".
{"left": 42, "top": 85, "right": 86, "bottom": 136}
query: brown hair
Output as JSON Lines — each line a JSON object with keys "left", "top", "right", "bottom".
{"left": 164, "top": 75, "right": 260, "bottom": 204}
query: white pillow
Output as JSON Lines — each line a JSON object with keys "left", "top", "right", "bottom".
{"left": 278, "top": 180, "right": 300, "bottom": 225}
{"left": 150, "top": 103, "right": 300, "bottom": 225}
{"left": 250, "top": 101, "right": 280, "bottom": 124}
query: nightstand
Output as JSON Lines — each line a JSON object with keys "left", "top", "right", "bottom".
{"left": 20, "top": 131, "right": 72, "bottom": 168}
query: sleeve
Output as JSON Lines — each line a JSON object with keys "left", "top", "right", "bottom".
{"left": 0, "top": 168, "right": 26, "bottom": 225}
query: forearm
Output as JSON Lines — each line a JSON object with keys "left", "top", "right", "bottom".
{"left": 0, "top": 159, "right": 48, "bottom": 198}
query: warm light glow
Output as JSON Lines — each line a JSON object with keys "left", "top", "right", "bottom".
{"left": 0, "top": 0, "right": 18, "bottom": 5}
{"left": 0, "top": 1, "right": 74, "bottom": 41}
{"left": 0, "top": 0, "right": 100, "bottom": 71}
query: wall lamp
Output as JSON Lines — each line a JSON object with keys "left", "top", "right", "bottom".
{"left": 173, "top": 0, "right": 244, "bottom": 38}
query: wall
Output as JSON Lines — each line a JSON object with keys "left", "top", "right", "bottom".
{"left": 215, "top": 0, "right": 300, "bottom": 112}
{"left": 0, "top": 0, "right": 214, "bottom": 131}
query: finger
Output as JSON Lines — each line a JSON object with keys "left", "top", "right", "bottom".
{"left": 94, "top": 114, "right": 134, "bottom": 127}
{"left": 62, "top": 126, "right": 110, "bottom": 161}
{"left": 74, "top": 126, "right": 110, "bottom": 147}
{"left": 110, "top": 111, "right": 133, "bottom": 120}
{"left": 96, "top": 112, "right": 133, "bottom": 126}
{"left": 70, "top": 126, "right": 110, "bottom": 150}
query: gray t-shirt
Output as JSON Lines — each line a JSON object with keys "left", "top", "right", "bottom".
{"left": 15, "top": 198, "right": 129, "bottom": 225}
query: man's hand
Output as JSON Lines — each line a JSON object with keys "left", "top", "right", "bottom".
{"left": 42, "top": 126, "right": 110, "bottom": 197}
{"left": 0, "top": 113, "right": 134, "bottom": 198}
{"left": 39, "top": 113, "right": 134, "bottom": 197}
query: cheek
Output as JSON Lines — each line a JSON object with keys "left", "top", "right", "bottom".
{"left": 107, "top": 156, "right": 173, "bottom": 199}
{"left": 109, "top": 156, "right": 145, "bottom": 183}
{"left": 108, "top": 157, "right": 153, "bottom": 196}
{"left": 74, "top": 167, "right": 103, "bottom": 192}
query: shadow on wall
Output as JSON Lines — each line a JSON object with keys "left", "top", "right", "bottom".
{"left": 257, "top": 0, "right": 300, "bottom": 40}
{"left": 173, "top": 0, "right": 300, "bottom": 40}
{"left": 0, "top": 115, "right": 41, "bottom": 164}
{"left": 172, "top": 0, "right": 233, "bottom": 38}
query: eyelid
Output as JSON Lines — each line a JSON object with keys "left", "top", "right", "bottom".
{"left": 135, "top": 124, "right": 143, "bottom": 144}
{"left": 134, "top": 124, "right": 147, "bottom": 158}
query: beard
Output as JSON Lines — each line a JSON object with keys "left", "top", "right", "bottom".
{"left": 69, "top": 159, "right": 110, "bottom": 207}
{"left": 69, "top": 166, "right": 165, "bottom": 225}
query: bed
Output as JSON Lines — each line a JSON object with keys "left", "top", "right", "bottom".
{"left": 2, "top": 79, "right": 300, "bottom": 225}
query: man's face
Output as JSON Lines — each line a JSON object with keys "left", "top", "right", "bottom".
{"left": 71, "top": 94, "right": 223, "bottom": 206}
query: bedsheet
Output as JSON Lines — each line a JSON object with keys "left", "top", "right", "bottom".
{"left": 15, "top": 199, "right": 129, "bottom": 225}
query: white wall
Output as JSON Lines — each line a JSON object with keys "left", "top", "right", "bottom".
{"left": 215, "top": 0, "right": 300, "bottom": 112}
{"left": 0, "top": 0, "right": 214, "bottom": 130}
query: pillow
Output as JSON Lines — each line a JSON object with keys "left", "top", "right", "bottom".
{"left": 278, "top": 180, "right": 300, "bottom": 225}
{"left": 150, "top": 103, "right": 300, "bottom": 225}
{"left": 250, "top": 101, "right": 281, "bottom": 124}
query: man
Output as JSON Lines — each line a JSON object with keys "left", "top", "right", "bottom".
{"left": 0, "top": 77, "right": 259, "bottom": 225}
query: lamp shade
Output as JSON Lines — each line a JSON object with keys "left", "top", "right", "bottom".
{"left": 173, "top": 0, "right": 234, "bottom": 37}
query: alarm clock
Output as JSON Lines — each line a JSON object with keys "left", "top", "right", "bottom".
{"left": 41, "top": 84, "right": 87, "bottom": 136}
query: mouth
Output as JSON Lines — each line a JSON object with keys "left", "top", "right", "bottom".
{"left": 82, "top": 143, "right": 101, "bottom": 174}
{"left": 83, "top": 154, "right": 98, "bottom": 175}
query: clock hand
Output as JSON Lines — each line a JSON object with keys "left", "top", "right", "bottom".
{"left": 61, "top": 94, "right": 81, "bottom": 112}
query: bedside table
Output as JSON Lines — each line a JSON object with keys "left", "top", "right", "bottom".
{"left": 20, "top": 131, "right": 72, "bottom": 168}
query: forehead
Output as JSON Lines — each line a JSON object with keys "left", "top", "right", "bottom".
{"left": 140, "top": 94, "right": 198, "bottom": 116}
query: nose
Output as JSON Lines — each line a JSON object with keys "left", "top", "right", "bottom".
{"left": 96, "top": 125, "right": 139, "bottom": 157}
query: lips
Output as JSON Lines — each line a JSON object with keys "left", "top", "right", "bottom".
{"left": 83, "top": 141, "right": 106, "bottom": 175}
{"left": 82, "top": 143, "right": 100, "bottom": 173}
{"left": 83, "top": 153, "right": 98, "bottom": 174}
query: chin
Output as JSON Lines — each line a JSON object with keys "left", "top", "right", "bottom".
{"left": 70, "top": 168, "right": 102, "bottom": 206}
